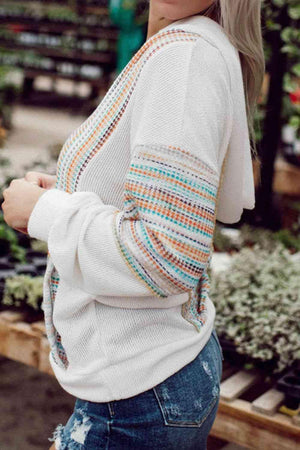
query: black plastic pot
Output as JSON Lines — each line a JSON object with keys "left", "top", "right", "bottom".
{"left": 0, "top": 280, "right": 5, "bottom": 302}
{"left": 276, "top": 368, "right": 300, "bottom": 409}
{"left": 0, "top": 302, "right": 44, "bottom": 323}
{"left": 219, "top": 336, "right": 278, "bottom": 372}
{"left": 219, "top": 336, "right": 248, "bottom": 366}
{"left": 0, "top": 255, "right": 10, "bottom": 264}
{"left": 0, "top": 262, "right": 16, "bottom": 281}
{"left": 15, "top": 263, "right": 38, "bottom": 277}
{"left": 0, "top": 239, "right": 10, "bottom": 257}
{"left": 6, "top": 254, "right": 24, "bottom": 264}
{"left": 33, "top": 257, "right": 47, "bottom": 275}
{"left": 25, "top": 249, "right": 47, "bottom": 260}
{"left": 16, "top": 232, "right": 32, "bottom": 249}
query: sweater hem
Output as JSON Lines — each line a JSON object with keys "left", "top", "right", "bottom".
{"left": 48, "top": 297, "right": 215, "bottom": 402}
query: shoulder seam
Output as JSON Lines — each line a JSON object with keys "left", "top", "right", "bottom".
{"left": 192, "top": 34, "right": 233, "bottom": 95}
{"left": 140, "top": 29, "right": 201, "bottom": 60}
{"left": 144, "top": 29, "right": 233, "bottom": 95}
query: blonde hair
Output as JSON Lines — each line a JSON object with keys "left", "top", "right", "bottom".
{"left": 202, "top": 0, "right": 265, "bottom": 159}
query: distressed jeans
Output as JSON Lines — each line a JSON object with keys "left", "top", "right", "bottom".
{"left": 49, "top": 328, "right": 224, "bottom": 450}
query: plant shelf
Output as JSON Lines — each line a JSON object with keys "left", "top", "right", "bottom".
{"left": 210, "top": 365, "right": 300, "bottom": 449}
{"left": 0, "top": 309, "right": 53, "bottom": 375}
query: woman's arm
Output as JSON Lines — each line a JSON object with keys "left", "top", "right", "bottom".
{"left": 27, "top": 38, "right": 233, "bottom": 299}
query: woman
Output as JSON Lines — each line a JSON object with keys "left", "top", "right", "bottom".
{"left": 2, "top": 1, "right": 265, "bottom": 449}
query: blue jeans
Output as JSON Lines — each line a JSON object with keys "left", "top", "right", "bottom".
{"left": 49, "top": 329, "right": 224, "bottom": 450}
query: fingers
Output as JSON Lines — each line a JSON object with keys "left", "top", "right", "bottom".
{"left": 24, "top": 171, "right": 43, "bottom": 186}
{"left": 24, "top": 171, "right": 57, "bottom": 189}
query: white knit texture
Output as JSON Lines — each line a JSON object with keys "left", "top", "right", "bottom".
{"left": 27, "top": 15, "right": 255, "bottom": 401}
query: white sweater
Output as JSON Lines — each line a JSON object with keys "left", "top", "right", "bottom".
{"left": 28, "top": 14, "right": 255, "bottom": 402}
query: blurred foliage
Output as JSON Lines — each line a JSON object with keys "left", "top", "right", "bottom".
{"left": 3, "top": 274, "right": 43, "bottom": 311}
{"left": 211, "top": 242, "right": 300, "bottom": 373}
{"left": 0, "top": 66, "right": 20, "bottom": 136}
{"left": 259, "top": 0, "right": 300, "bottom": 141}
{"left": 30, "top": 238, "right": 48, "bottom": 254}
{"left": 214, "top": 222, "right": 300, "bottom": 254}
{"left": 0, "top": 212, "right": 27, "bottom": 262}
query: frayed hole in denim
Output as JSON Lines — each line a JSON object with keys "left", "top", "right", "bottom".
{"left": 48, "top": 423, "right": 65, "bottom": 449}
{"left": 69, "top": 413, "right": 92, "bottom": 445}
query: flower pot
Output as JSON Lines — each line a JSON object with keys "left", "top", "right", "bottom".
{"left": 33, "top": 257, "right": 47, "bottom": 276}
{"left": 15, "top": 263, "right": 38, "bottom": 277}
{"left": 7, "top": 254, "right": 24, "bottom": 264}
{"left": 252, "top": 357, "right": 278, "bottom": 373}
{"left": 0, "top": 239, "right": 10, "bottom": 257}
{"left": 25, "top": 249, "right": 47, "bottom": 260}
{"left": 0, "top": 301, "right": 43, "bottom": 323}
{"left": 0, "top": 280, "right": 5, "bottom": 302}
{"left": 0, "top": 255, "right": 10, "bottom": 264}
{"left": 219, "top": 336, "right": 248, "bottom": 366}
{"left": 0, "top": 262, "right": 16, "bottom": 281}
{"left": 276, "top": 368, "right": 300, "bottom": 410}
{"left": 15, "top": 232, "right": 31, "bottom": 249}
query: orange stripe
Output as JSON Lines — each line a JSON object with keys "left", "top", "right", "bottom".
{"left": 129, "top": 220, "right": 188, "bottom": 292}
{"left": 129, "top": 166, "right": 217, "bottom": 204}
{"left": 58, "top": 30, "right": 200, "bottom": 192}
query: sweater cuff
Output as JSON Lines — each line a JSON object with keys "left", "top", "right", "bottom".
{"left": 27, "top": 188, "right": 72, "bottom": 242}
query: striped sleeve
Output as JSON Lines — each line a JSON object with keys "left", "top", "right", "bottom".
{"left": 27, "top": 37, "right": 232, "bottom": 299}
{"left": 113, "top": 142, "right": 220, "bottom": 297}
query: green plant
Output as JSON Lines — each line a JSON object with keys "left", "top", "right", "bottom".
{"left": 3, "top": 274, "right": 43, "bottom": 311}
{"left": 30, "top": 238, "right": 48, "bottom": 254}
{"left": 239, "top": 224, "right": 276, "bottom": 250}
{"left": 213, "top": 223, "right": 300, "bottom": 254}
{"left": 0, "top": 65, "right": 20, "bottom": 132}
{"left": 253, "top": 1, "right": 300, "bottom": 143}
{"left": 213, "top": 225, "right": 241, "bottom": 253}
{"left": 274, "top": 228, "right": 300, "bottom": 251}
{"left": 210, "top": 242, "right": 300, "bottom": 373}
{"left": 0, "top": 213, "right": 27, "bottom": 262}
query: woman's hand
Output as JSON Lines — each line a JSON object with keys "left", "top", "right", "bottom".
{"left": 1, "top": 178, "right": 47, "bottom": 234}
{"left": 24, "top": 171, "right": 57, "bottom": 189}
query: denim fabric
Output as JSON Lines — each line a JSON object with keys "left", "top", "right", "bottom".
{"left": 49, "top": 329, "right": 224, "bottom": 450}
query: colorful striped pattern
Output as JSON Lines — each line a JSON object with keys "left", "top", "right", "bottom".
{"left": 54, "top": 29, "right": 202, "bottom": 194}
{"left": 113, "top": 143, "right": 218, "bottom": 300}
{"left": 44, "top": 28, "right": 217, "bottom": 368}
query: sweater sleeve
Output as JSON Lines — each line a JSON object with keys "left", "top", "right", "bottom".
{"left": 27, "top": 37, "right": 233, "bottom": 298}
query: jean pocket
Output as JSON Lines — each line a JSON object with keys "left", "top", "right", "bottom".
{"left": 152, "top": 336, "right": 220, "bottom": 428}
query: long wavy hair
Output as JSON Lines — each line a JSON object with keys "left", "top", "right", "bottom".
{"left": 201, "top": 0, "right": 265, "bottom": 158}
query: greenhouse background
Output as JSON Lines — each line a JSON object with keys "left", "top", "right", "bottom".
{"left": 0, "top": 1, "right": 299, "bottom": 449}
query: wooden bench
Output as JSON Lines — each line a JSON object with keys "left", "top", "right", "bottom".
{"left": 0, "top": 310, "right": 299, "bottom": 449}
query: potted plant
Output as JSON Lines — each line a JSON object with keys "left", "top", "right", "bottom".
{"left": 0, "top": 210, "right": 27, "bottom": 261}
{"left": 1, "top": 274, "right": 44, "bottom": 322}
{"left": 210, "top": 242, "right": 300, "bottom": 375}
{"left": 277, "top": 365, "right": 300, "bottom": 410}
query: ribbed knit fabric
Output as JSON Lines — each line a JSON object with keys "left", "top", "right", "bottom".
{"left": 27, "top": 14, "right": 255, "bottom": 402}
